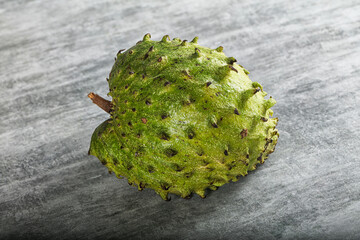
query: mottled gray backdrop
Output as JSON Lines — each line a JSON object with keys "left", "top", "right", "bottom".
{"left": 1, "top": 0, "right": 360, "bottom": 239}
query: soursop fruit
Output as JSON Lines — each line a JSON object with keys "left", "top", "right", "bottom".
{"left": 88, "top": 34, "right": 279, "bottom": 200}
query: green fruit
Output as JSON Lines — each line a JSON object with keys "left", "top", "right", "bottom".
{"left": 88, "top": 34, "right": 279, "bottom": 200}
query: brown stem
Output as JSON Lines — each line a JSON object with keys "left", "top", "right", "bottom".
{"left": 88, "top": 92, "right": 112, "bottom": 113}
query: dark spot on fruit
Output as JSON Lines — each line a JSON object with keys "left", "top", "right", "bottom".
{"left": 160, "top": 132, "right": 170, "bottom": 141}
{"left": 261, "top": 117, "right": 268, "bottom": 122}
{"left": 125, "top": 85, "right": 128, "bottom": 89}
{"left": 117, "top": 49, "right": 125, "bottom": 55}
{"left": 263, "top": 144, "right": 269, "bottom": 152}
{"left": 224, "top": 150, "right": 229, "bottom": 156}
{"left": 182, "top": 70, "right": 192, "bottom": 79}
{"left": 196, "top": 151, "right": 203, "bottom": 157}
{"left": 173, "top": 163, "right": 184, "bottom": 172}
{"left": 206, "top": 82, "right": 212, "bottom": 87}
{"left": 184, "top": 100, "right": 191, "bottom": 105}
{"left": 228, "top": 57, "right": 237, "bottom": 65}
{"left": 234, "top": 108, "right": 240, "bottom": 115}
{"left": 148, "top": 165, "right": 155, "bottom": 173}
{"left": 161, "top": 183, "right": 170, "bottom": 190}
{"left": 188, "top": 132, "right": 195, "bottom": 139}
{"left": 241, "top": 129, "right": 248, "bottom": 138}
{"left": 206, "top": 166, "right": 216, "bottom": 172}
{"left": 165, "top": 148, "right": 178, "bottom": 157}
{"left": 229, "top": 65, "right": 238, "bottom": 73}
{"left": 184, "top": 172, "right": 193, "bottom": 178}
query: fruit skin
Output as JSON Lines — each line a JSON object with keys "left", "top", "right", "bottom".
{"left": 89, "top": 34, "right": 279, "bottom": 200}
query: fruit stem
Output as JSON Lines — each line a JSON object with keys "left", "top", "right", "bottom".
{"left": 88, "top": 92, "right": 112, "bottom": 113}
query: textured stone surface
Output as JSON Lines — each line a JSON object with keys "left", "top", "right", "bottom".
{"left": 1, "top": 0, "right": 359, "bottom": 239}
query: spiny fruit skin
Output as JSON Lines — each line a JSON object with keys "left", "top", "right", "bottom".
{"left": 89, "top": 34, "right": 279, "bottom": 200}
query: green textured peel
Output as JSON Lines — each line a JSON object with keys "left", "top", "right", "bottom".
{"left": 88, "top": 34, "right": 279, "bottom": 200}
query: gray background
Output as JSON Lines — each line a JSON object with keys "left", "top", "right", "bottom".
{"left": 1, "top": 0, "right": 360, "bottom": 239}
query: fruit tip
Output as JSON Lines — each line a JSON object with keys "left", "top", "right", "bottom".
{"left": 143, "top": 33, "right": 151, "bottom": 41}
{"left": 215, "top": 46, "right": 223, "bottom": 52}
{"left": 180, "top": 40, "right": 188, "bottom": 46}
{"left": 161, "top": 35, "right": 170, "bottom": 42}
{"left": 191, "top": 36, "right": 198, "bottom": 43}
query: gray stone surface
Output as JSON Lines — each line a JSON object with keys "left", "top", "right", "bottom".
{"left": 1, "top": 0, "right": 360, "bottom": 239}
